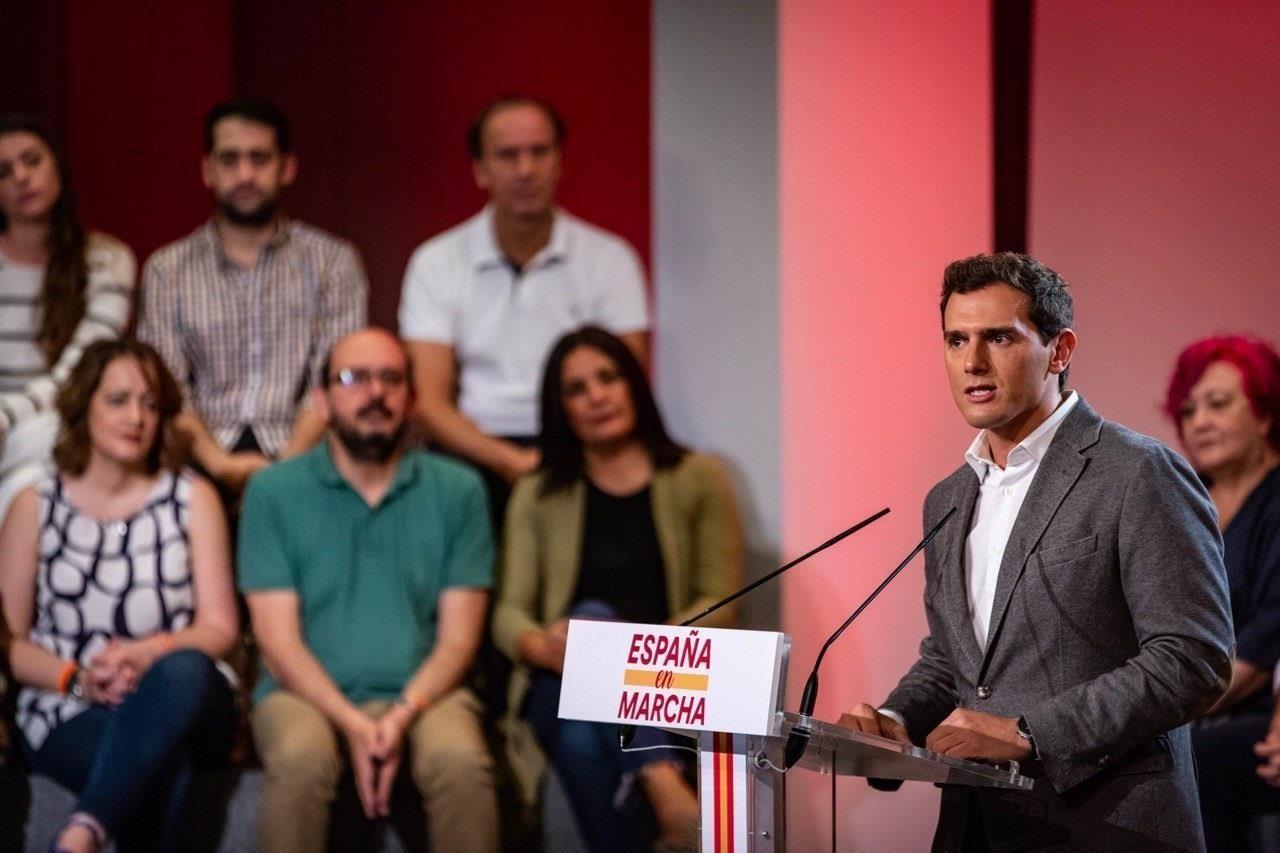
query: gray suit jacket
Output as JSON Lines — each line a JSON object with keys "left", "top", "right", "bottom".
{"left": 884, "top": 397, "right": 1233, "bottom": 851}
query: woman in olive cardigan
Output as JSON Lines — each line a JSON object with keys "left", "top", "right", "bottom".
{"left": 493, "top": 326, "right": 743, "bottom": 852}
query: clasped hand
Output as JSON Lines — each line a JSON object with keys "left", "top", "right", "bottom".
{"left": 1254, "top": 706, "right": 1280, "bottom": 787}
{"left": 346, "top": 706, "right": 415, "bottom": 819}
{"left": 535, "top": 618, "right": 571, "bottom": 674}
{"left": 83, "top": 638, "right": 159, "bottom": 705}
{"left": 839, "top": 704, "right": 1031, "bottom": 763}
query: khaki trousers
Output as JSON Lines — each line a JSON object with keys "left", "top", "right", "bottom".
{"left": 252, "top": 688, "right": 498, "bottom": 853}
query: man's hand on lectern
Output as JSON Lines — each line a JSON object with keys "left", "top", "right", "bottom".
{"left": 838, "top": 703, "right": 910, "bottom": 743}
{"left": 925, "top": 708, "right": 1031, "bottom": 763}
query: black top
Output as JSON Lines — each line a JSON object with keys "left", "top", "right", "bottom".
{"left": 573, "top": 481, "right": 669, "bottom": 625}
{"left": 1221, "top": 464, "right": 1280, "bottom": 714}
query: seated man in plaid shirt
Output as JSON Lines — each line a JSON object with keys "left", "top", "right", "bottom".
{"left": 138, "top": 98, "right": 366, "bottom": 499}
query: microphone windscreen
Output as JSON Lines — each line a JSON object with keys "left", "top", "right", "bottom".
{"left": 783, "top": 729, "right": 810, "bottom": 769}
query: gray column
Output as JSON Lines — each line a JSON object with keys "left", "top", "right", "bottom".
{"left": 653, "top": 0, "right": 780, "bottom": 628}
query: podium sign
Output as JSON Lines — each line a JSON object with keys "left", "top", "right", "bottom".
{"left": 560, "top": 621, "right": 1031, "bottom": 852}
{"left": 558, "top": 620, "right": 787, "bottom": 735}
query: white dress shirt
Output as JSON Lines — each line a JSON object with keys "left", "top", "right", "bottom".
{"left": 963, "top": 391, "right": 1079, "bottom": 649}
{"left": 878, "top": 391, "right": 1078, "bottom": 729}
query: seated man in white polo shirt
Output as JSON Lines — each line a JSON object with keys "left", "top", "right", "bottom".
{"left": 399, "top": 96, "right": 649, "bottom": 523}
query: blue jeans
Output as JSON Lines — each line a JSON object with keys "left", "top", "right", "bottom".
{"left": 23, "top": 649, "right": 236, "bottom": 851}
{"left": 524, "top": 600, "right": 691, "bottom": 853}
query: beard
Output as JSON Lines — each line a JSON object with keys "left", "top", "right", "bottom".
{"left": 217, "top": 190, "right": 279, "bottom": 227}
{"left": 331, "top": 400, "right": 406, "bottom": 463}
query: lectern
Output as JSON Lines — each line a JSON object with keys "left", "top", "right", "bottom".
{"left": 559, "top": 620, "right": 1033, "bottom": 852}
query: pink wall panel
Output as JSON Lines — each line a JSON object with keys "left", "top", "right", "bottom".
{"left": 1030, "top": 1, "right": 1280, "bottom": 448}
{"left": 780, "top": 0, "right": 992, "bottom": 847}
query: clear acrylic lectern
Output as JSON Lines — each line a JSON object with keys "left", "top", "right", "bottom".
{"left": 555, "top": 617, "right": 1033, "bottom": 852}
{"left": 692, "top": 710, "right": 1033, "bottom": 852}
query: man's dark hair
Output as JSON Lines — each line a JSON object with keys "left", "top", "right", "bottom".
{"left": 204, "top": 98, "right": 292, "bottom": 153}
{"left": 941, "top": 252, "right": 1074, "bottom": 388}
{"left": 467, "top": 96, "right": 566, "bottom": 161}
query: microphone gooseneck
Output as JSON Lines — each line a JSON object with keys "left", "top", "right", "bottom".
{"left": 783, "top": 506, "right": 958, "bottom": 770}
{"left": 681, "top": 507, "right": 891, "bottom": 627}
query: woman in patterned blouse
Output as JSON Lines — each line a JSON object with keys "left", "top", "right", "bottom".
{"left": 0, "top": 338, "right": 238, "bottom": 853}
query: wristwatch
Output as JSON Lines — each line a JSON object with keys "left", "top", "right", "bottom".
{"left": 1016, "top": 715, "right": 1036, "bottom": 754}
{"left": 67, "top": 667, "right": 86, "bottom": 702}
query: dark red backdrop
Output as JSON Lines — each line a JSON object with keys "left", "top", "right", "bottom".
{"left": 32, "top": 1, "right": 651, "bottom": 329}
{"left": 63, "top": 2, "right": 234, "bottom": 272}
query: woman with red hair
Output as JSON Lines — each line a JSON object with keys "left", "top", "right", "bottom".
{"left": 1165, "top": 334, "right": 1280, "bottom": 851}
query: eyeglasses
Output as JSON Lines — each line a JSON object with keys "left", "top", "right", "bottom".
{"left": 329, "top": 368, "right": 408, "bottom": 389}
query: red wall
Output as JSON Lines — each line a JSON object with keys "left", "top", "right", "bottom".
{"left": 54, "top": 2, "right": 650, "bottom": 330}
{"left": 64, "top": 2, "right": 233, "bottom": 262}
{"left": 235, "top": 1, "right": 652, "bottom": 327}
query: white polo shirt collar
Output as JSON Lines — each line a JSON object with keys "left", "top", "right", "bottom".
{"left": 466, "top": 206, "right": 569, "bottom": 272}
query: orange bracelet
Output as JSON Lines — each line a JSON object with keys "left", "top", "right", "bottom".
{"left": 396, "top": 691, "right": 429, "bottom": 714}
{"left": 57, "top": 660, "right": 79, "bottom": 695}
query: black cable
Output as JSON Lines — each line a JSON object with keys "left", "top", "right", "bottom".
{"left": 831, "top": 757, "right": 838, "bottom": 852}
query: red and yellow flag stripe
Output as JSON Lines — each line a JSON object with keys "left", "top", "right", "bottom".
{"left": 622, "top": 669, "right": 710, "bottom": 690}
{"left": 712, "top": 731, "right": 735, "bottom": 852}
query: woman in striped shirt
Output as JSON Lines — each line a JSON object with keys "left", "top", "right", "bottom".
{"left": 0, "top": 115, "right": 134, "bottom": 522}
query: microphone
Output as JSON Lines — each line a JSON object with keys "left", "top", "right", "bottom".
{"left": 681, "top": 507, "right": 891, "bottom": 628}
{"left": 617, "top": 507, "right": 891, "bottom": 749}
{"left": 783, "top": 506, "right": 958, "bottom": 770}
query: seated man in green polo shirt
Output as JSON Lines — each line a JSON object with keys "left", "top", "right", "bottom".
{"left": 238, "top": 328, "right": 498, "bottom": 853}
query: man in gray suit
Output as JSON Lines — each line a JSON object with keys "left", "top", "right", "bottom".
{"left": 841, "top": 253, "right": 1234, "bottom": 851}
